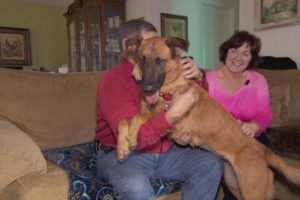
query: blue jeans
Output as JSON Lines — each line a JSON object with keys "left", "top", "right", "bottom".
{"left": 97, "top": 144, "right": 223, "bottom": 200}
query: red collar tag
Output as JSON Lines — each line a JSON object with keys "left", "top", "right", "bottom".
{"left": 159, "top": 92, "right": 173, "bottom": 112}
{"left": 159, "top": 92, "right": 173, "bottom": 101}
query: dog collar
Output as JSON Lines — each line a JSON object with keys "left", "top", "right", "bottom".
{"left": 159, "top": 92, "right": 173, "bottom": 101}
{"left": 159, "top": 92, "right": 173, "bottom": 111}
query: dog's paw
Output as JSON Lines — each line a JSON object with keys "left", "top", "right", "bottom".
{"left": 128, "top": 129, "right": 138, "bottom": 150}
{"left": 129, "top": 138, "right": 137, "bottom": 151}
{"left": 117, "top": 120, "right": 131, "bottom": 161}
{"left": 117, "top": 135, "right": 131, "bottom": 161}
{"left": 116, "top": 144, "right": 130, "bottom": 161}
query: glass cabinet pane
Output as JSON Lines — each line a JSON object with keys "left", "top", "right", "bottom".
{"left": 69, "top": 22, "right": 77, "bottom": 72}
{"left": 104, "top": 3, "right": 122, "bottom": 69}
{"left": 79, "top": 15, "right": 87, "bottom": 72}
{"left": 65, "top": 0, "right": 125, "bottom": 72}
{"left": 88, "top": 6, "right": 101, "bottom": 71}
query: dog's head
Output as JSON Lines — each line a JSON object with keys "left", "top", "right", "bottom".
{"left": 125, "top": 36, "right": 189, "bottom": 105}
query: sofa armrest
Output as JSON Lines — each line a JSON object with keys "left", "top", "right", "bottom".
{"left": 0, "top": 119, "right": 47, "bottom": 190}
{"left": 0, "top": 161, "right": 68, "bottom": 200}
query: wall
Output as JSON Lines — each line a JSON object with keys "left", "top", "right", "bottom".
{"left": 126, "top": 0, "right": 239, "bottom": 68}
{"left": 239, "top": 0, "right": 300, "bottom": 68}
{"left": 0, "top": 0, "right": 68, "bottom": 70}
{"left": 126, "top": 0, "right": 203, "bottom": 65}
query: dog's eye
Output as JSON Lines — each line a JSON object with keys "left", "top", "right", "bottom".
{"left": 139, "top": 56, "right": 145, "bottom": 64}
{"left": 156, "top": 58, "right": 166, "bottom": 66}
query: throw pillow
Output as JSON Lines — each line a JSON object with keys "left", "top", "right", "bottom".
{"left": 269, "top": 84, "right": 290, "bottom": 128}
{"left": 0, "top": 119, "right": 47, "bottom": 190}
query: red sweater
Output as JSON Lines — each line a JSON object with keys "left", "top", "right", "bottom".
{"left": 95, "top": 58, "right": 174, "bottom": 153}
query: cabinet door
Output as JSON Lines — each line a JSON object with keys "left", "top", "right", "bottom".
{"left": 68, "top": 21, "right": 77, "bottom": 72}
{"left": 102, "top": 1, "right": 124, "bottom": 70}
{"left": 78, "top": 15, "right": 88, "bottom": 72}
{"left": 65, "top": 0, "right": 125, "bottom": 72}
{"left": 87, "top": 3, "right": 101, "bottom": 71}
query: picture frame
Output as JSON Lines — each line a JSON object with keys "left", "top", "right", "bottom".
{"left": 160, "top": 13, "right": 188, "bottom": 40}
{"left": 254, "top": 0, "right": 300, "bottom": 30}
{"left": 0, "top": 27, "right": 31, "bottom": 65}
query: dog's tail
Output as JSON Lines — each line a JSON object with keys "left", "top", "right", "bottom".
{"left": 266, "top": 149, "right": 300, "bottom": 185}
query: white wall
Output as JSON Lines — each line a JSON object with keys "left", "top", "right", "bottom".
{"left": 239, "top": 0, "right": 300, "bottom": 68}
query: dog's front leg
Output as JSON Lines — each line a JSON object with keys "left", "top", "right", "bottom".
{"left": 117, "top": 119, "right": 131, "bottom": 161}
{"left": 117, "top": 113, "right": 152, "bottom": 161}
{"left": 127, "top": 113, "right": 152, "bottom": 150}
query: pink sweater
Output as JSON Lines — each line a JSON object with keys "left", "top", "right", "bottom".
{"left": 206, "top": 70, "right": 272, "bottom": 136}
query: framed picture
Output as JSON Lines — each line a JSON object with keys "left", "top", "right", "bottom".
{"left": 160, "top": 13, "right": 188, "bottom": 40}
{"left": 0, "top": 27, "right": 31, "bottom": 65}
{"left": 254, "top": 0, "right": 300, "bottom": 30}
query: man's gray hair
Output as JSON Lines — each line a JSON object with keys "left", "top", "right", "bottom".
{"left": 118, "top": 19, "right": 157, "bottom": 51}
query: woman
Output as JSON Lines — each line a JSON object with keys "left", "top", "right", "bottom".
{"left": 205, "top": 30, "right": 273, "bottom": 199}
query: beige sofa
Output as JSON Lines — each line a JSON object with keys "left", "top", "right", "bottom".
{"left": 0, "top": 68, "right": 299, "bottom": 200}
{"left": 0, "top": 69, "right": 102, "bottom": 200}
{"left": 258, "top": 69, "right": 300, "bottom": 200}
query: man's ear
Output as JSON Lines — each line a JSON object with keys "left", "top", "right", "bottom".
{"left": 123, "top": 35, "right": 143, "bottom": 60}
{"left": 165, "top": 37, "right": 189, "bottom": 58}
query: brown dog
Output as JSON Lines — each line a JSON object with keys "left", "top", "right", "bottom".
{"left": 117, "top": 36, "right": 300, "bottom": 200}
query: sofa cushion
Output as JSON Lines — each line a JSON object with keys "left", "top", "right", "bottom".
{"left": 0, "top": 119, "right": 47, "bottom": 190}
{"left": 43, "top": 141, "right": 183, "bottom": 199}
{"left": 0, "top": 69, "right": 103, "bottom": 149}
{"left": 269, "top": 84, "right": 290, "bottom": 128}
{"left": 268, "top": 125, "right": 300, "bottom": 159}
{"left": 259, "top": 69, "right": 300, "bottom": 124}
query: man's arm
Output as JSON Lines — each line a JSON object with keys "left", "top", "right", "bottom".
{"left": 97, "top": 73, "right": 173, "bottom": 150}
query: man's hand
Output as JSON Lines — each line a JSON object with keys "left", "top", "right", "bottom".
{"left": 173, "top": 132, "right": 192, "bottom": 145}
{"left": 180, "top": 57, "right": 202, "bottom": 79}
{"left": 165, "top": 87, "right": 197, "bottom": 124}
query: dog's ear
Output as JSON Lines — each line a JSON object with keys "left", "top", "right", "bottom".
{"left": 123, "top": 35, "right": 143, "bottom": 60}
{"left": 165, "top": 37, "right": 189, "bottom": 58}
{"left": 124, "top": 35, "right": 142, "bottom": 50}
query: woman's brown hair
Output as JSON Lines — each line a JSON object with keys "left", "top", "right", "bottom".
{"left": 219, "top": 30, "right": 261, "bottom": 69}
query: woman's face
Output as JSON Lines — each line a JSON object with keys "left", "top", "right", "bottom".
{"left": 225, "top": 42, "right": 252, "bottom": 73}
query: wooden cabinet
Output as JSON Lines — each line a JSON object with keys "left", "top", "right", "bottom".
{"left": 64, "top": 0, "right": 125, "bottom": 72}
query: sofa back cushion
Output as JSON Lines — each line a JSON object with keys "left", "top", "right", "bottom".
{"left": 258, "top": 69, "right": 300, "bottom": 125}
{"left": 269, "top": 84, "right": 290, "bottom": 127}
{"left": 0, "top": 69, "right": 103, "bottom": 149}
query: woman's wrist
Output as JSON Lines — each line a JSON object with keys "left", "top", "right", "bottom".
{"left": 198, "top": 68, "right": 206, "bottom": 80}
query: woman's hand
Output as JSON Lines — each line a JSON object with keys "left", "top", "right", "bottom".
{"left": 237, "top": 120, "right": 259, "bottom": 137}
{"left": 180, "top": 57, "right": 202, "bottom": 79}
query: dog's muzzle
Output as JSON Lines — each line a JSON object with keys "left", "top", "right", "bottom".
{"left": 141, "top": 84, "right": 153, "bottom": 92}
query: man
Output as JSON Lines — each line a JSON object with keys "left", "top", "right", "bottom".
{"left": 96, "top": 19, "right": 223, "bottom": 200}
